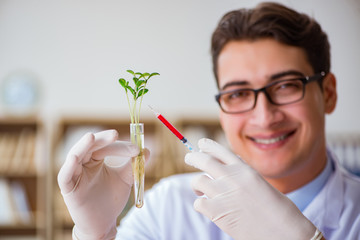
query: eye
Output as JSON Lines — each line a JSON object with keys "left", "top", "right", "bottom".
{"left": 223, "top": 89, "right": 252, "bottom": 102}
{"left": 273, "top": 80, "right": 302, "bottom": 93}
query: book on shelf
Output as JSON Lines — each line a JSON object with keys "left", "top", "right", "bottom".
{"left": 0, "top": 128, "right": 36, "bottom": 175}
{"left": 11, "top": 129, "right": 36, "bottom": 174}
{"left": 0, "top": 178, "right": 17, "bottom": 225}
{"left": 10, "top": 180, "right": 34, "bottom": 224}
{"left": 0, "top": 178, "right": 33, "bottom": 226}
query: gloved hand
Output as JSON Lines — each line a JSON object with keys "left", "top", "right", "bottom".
{"left": 185, "top": 138, "right": 319, "bottom": 240}
{"left": 58, "top": 130, "right": 149, "bottom": 240}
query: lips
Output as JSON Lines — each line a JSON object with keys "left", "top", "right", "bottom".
{"left": 248, "top": 130, "right": 295, "bottom": 145}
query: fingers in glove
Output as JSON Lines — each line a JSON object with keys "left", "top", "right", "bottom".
{"left": 102, "top": 145, "right": 150, "bottom": 168}
{"left": 103, "top": 147, "right": 150, "bottom": 186}
{"left": 198, "top": 138, "right": 244, "bottom": 165}
{"left": 68, "top": 132, "right": 96, "bottom": 164}
{"left": 58, "top": 130, "right": 119, "bottom": 194}
{"left": 92, "top": 140, "right": 139, "bottom": 160}
{"left": 58, "top": 132, "right": 95, "bottom": 194}
{"left": 89, "top": 130, "right": 119, "bottom": 153}
{"left": 65, "top": 130, "right": 119, "bottom": 165}
{"left": 185, "top": 151, "right": 226, "bottom": 179}
{"left": 193, "top": 197, "right": 224, "bottom": 222}
{"left": 191, "top": 174, "right": 222, "bottom": 198}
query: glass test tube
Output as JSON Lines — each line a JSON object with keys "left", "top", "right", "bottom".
{"left": 130, "top": 123, "right": 145, "bottom": 208}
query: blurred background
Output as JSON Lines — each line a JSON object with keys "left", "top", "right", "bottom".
{"left": 0, "top": 0, "right": 359, "bottom": 130}
{"left": 0, "top": 0, "right": 359, "bottom": 239}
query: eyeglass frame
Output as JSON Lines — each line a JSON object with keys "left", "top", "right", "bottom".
{"left": 215, "top": 71, "right": 326, "bottom": 114}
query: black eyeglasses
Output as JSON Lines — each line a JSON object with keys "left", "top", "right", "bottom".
{"left": 215, "top": 72, "right": 326, "bottom": 114}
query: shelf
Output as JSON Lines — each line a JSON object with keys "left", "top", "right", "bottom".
{"left": 0, "top": 118, "right": 46, "bottom": 240}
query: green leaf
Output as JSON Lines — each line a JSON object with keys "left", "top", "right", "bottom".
{"left": 119, "top": 78, "right": 127, "bottom": 88}
{"left": 135, "top": 72, "right": 143, "bottom": 77}
{"left": 132, "top": 77, "right": 139, "bottom": 85}
{"left": 127, "top": 69, "right": 135, "bottom": 75}
{"left": 136, "top": 80, "right": 145, "bottom": 89}
{"left": 126, "top": 86, "right": 136, "bottom": 97}
{"left": 136, "top": 88, "right": 148, "bottom": 99}
{"left": 137, "top": 86, "right": 145, "bottom": 93}
{"left": 149, "top": 72, "right": 160, "bottom": 77}
{"left": 135, "top": 73, "right": 145, "bottom": 80}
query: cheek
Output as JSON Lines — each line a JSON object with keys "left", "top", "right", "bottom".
{"left": 220, "top": 112, "right": 244, "bottom": 144}
{"left": 304, "top": 106, "right": 325, "bottom": 134}
{"left": 219, "top": 111, "right": 228, "bottom": 133}
{"left": 285, "top": 90, "right": 325, "bottom": 135}
{"left": 302, "top": 89, "right": 326, "bottom": 127}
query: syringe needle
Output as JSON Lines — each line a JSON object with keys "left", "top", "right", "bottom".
{"left": 148, "top": 105, "right": 159, "bottom": 116}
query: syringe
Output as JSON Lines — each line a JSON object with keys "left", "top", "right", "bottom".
{"left": 148, "top": 105, "right": 197, "bottom": 152}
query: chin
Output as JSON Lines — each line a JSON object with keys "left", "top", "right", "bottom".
{"left": 245, "top": 151, "right": 295, "bottom": 177}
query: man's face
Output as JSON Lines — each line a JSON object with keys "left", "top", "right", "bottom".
{"left": 217, "top": 39, "right": 334, "bottom": 184}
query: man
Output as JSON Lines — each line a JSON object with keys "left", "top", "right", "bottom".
{"left": 58, "top": 2, "right": 360, "bottom": 239}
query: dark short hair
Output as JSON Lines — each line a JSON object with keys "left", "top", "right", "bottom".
{"left": 211, "top": 2, "right": 330, "bottom": 87}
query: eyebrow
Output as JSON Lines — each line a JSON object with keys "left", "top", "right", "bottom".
{"left": 220, "top": 70, "right": 306, "bottom": 91}
{"left": 270, "top": 70, "right": 305, "bottom": 80}
{"left": 220, "top": 80, "right": 248, "bottom": 91}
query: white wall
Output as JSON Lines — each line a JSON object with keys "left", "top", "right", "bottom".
{"left": 0, "top": 0, "right": 359, "bottom": 133}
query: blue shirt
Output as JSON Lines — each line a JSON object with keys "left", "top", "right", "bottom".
{"left": 286, "top": 156, "right": 333, "bottom": 211}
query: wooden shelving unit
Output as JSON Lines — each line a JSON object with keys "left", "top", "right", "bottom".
{"left": 0, "top": 118, "right": 46, "bottom": 240}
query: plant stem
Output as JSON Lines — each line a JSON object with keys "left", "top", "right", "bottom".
{"left": 125, "top": 91, "right": 134, "bottom": 124}
{"left": 137, "top": 83, "right": 147, "bottom": 124}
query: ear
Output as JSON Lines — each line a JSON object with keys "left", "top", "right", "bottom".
{"left": 322, "top": 72, "right": 337, "bottom": 114}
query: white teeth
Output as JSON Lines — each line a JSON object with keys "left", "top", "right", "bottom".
{"left": 253, "top": 134, "right": 287, "bottom": 144}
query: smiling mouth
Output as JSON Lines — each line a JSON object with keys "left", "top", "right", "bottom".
{"left": 250, "top": 131, "right": 295, "bottom": 145}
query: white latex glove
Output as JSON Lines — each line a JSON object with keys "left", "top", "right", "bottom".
{"left": 58, "top": 130, "right": 149, "bottom": 240}
{"left": 185, "top": 138, "right": 319, "bottom": 240}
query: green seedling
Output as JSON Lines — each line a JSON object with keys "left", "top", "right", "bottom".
{"left": 118, "top": 70, "right": 160, "bottom": 123}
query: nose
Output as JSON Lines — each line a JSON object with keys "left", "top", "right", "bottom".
{"left": 249, "top": 91, "right": 284, "bottom": 128}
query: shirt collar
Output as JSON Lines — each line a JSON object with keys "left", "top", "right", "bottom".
{"left": 286, "top": 156, "right": 334, "bottom": 212}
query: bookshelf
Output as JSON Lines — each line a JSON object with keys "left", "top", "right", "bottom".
{"left": 0, "top": 118, "right": 46, "bottom": 240}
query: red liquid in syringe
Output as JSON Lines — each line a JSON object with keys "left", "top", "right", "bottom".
{"left": 156, "top": 113, "right": 186, "bottom": 142}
